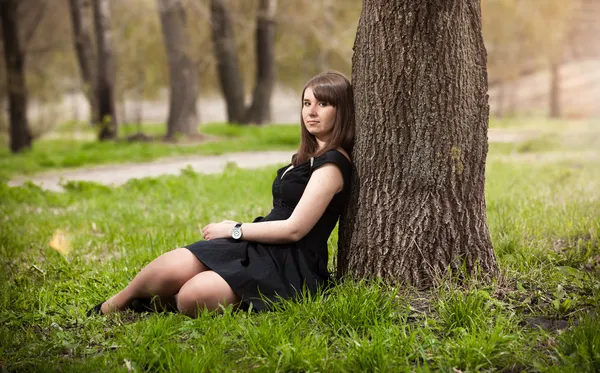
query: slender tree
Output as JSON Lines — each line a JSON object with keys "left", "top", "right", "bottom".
{"left": 92, "top": 0, "right": 117, "bottom": 140}
{"left": 0, "top": 0, "right": 32, "bottom": 152}
{"left": 244, "top": 0, "right": 277, "bottom": 124}
{"left": 69, "top": 0, "right": 98, "bottom": 123}
{"left": 209, "top": 0, "right": 277, "bottom": 125}
{"left": 549, "top": 61, "right": 561, "bottom": 118}
{"left": 157, "top": 0, "right": 199, "bottom": 139}
{"left": 68, "top": 0, "right": 97, "bottom": 124}
{"left": 210, "top": 0, "right": 245, "bottom": 123}
{"left": 338, "top": 0, "right": 497, "bottom": 287}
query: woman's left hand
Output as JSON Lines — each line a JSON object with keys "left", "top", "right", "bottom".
{"left": 201, "top": 221, "right": 237, "bottom": 240}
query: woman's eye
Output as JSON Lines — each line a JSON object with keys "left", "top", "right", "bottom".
{"left": 303, "top": 102, "right": 310, "bottom": 106}
{"left": 319, "top": 102, "right": 329, "bottom": 107}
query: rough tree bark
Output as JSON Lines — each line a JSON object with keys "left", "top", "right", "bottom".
{"left": 338, "top": 0, "right": 497, "bottom": 287}
{"left": 68, "top": 0, "right": 98, "bottom": 124}
{"left": 92, "top": 0, "right": 117, "bottom": 140}
{"left": 244, "top": 0, "right": 277, "bottom": 124}
{"left": 0, "top": 0, "right": 32, "bottom": 153}
{"left": 157, "top": 0, "right": 199, "bottom": 139}
{"left": 210, "top": 0, "right": 245, "bottom": 124}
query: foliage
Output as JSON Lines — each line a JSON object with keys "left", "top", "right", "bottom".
{"left": 482, "top": 0, "right": 575, "bottom": 81}
{"left": 1, "top": 121, "right": 599, "bottom": 371}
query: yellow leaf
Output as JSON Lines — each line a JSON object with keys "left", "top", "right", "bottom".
{"left": 49, "top": 230, "right": 72, "bottom": 256}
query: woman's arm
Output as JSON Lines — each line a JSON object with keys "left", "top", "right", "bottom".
{"left": 202, "top": 163, "right": 344, "bottom": 244}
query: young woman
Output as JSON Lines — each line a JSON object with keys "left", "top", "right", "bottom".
{"left": 89, "top": 71, "right": 355, "bottom": 317}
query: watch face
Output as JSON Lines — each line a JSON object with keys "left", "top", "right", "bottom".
{"left": 232, "top": 228, "right": 242, "bottom": 240}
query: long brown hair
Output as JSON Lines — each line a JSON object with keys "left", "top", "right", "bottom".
{"left": 293, "top": 71, "right": 355, "bottom": 166}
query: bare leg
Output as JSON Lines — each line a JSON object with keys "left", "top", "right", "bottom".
{"left": 101, "top": 248, "right": 208, "bottom": 314}
{"left": 176, "top": 271, "right": 241, "bottom": 318}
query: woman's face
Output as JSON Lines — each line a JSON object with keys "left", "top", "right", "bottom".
{"left": 302, "top": 87, "right": 337, "bottom": 142}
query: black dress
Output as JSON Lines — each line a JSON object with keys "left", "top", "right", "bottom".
{"left": 185, "top": 149, "right": 352, "bottom": 311}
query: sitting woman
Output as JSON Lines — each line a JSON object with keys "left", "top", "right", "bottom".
{"left": 89, "top": 71, "right": 355, "bottom": 317}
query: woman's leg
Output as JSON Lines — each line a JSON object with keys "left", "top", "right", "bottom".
{"left": 101, "top": 248, "right": 208, "bottom": 314}
{"left": 176, "top": 271, "right": 241, "bottom": 318}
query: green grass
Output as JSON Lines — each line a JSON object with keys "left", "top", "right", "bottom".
{"left": 0, "top": 122, "right": 300, "bottom": 181}
{"left": 1, "top": 123, "right": 600, "bottom": 371}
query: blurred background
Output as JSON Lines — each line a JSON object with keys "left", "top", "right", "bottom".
{"left": 0, "top": 0, "right": 598, "bottom": 145}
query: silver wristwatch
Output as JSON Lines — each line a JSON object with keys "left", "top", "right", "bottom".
{"left": 231, "top": 222, "right": 243, "bottom": 240}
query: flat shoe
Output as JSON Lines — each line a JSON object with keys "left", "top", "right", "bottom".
{"left": 130, "top": 298, "right": 178, "bottom": 313}
{"left": 86, "top": 302, "right": 104, "bottom": 317}
{"left": 130, "top": 298, "right": 154, "bottom": 313}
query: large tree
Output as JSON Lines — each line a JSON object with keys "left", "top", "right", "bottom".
{"left": 0, "top": 0, "right": 32, "bottom": 153}
{"left": 338, "top": 0, "right": 497, "bottom": 287}
{"left": 68, "top": 0, "right": 97, "bottom": 124}
{"left": 92, "top": 0, "right": 117, "bottom": 140}
{"left": 158, "top": 0, "right": 199, "bottom": 139}
{"left": 210, "top": 0, "right": 277, "bottom": 125}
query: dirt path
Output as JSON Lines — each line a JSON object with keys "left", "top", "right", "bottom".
{"left": 8, "top": 151, "right": 293, "bottom": 192}
{"left": 7, "top": 129, "right": 542, "bottom": 192}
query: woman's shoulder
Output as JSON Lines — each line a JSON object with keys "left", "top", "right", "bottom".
{"left": 312, "top": 148, "right": 352, "bottom": 175}
{"left": 319, "top": 148, "right": 351, "bottom": 164}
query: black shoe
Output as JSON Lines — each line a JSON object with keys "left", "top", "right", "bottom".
{"left": 130, "top": 298, "right": 154, "bottom": 313}
{"left": 87, "top": 302, "right": 104, "bottom": 317}
{"left": 130, "top": 298, "right": 178, "bottom": 313}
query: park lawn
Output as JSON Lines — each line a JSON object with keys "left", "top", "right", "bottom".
{"left": 1, "top": 123, "right": 600, "bottom": 371}
{"left": 0, "top": 123, "right": 300, "bottom": 182}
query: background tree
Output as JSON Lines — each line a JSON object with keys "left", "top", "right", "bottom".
{"left": 92, "top": 0, "right": 117, "bottom": 140}
{"left": 339, "top": 0, "right": 497, "bottom": 286}
{"left": 111, "top": 0, "right": 168, "bottom": 129}
{"left": 210, "top": 0, "right": 245, "bottom": 123}
{"left": 522, "top": 0, "right": 574, "bottom": 118}
{"left": 68, "top": 0, "right": 97, "bottom": 124}
{"left": 157, "top": 0, "right": 199, "bottom": 139}
{"left": 244, "top": 0, "right": 277, "bottom": 124}
{"left": 210, "top": 0, "right": 277, "bottom": 125}
{"left": 0, "top": 0, "right": 32, "bottom": 152}
{"left": 482, "top": 0, "right": 575, "bottom": 118}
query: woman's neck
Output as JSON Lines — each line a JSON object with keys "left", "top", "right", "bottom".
{"left": 316, "top": 137, "right": 327, "bottom": 151}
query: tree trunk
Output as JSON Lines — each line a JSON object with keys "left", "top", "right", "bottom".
{"left": 68, "top": 0, "right": 98, "bottom": 124}
{"left": 549, "top": 61, "right": 561, "bottom": 118}
{"left": 244, "top": 0, "right": 277, "bottom": 125}
{"left": 0, "top": 0, "right": 32, "bottom": 153}
{"left": 210, "top": 0, "right": 245, "bottom": 124}
{"left": 339, "top": 0, "right": 497, "bottom": 287}
{"left": 157, "top": 0, "right": 199, "bottom": 139}
{"left": 92, "top": 0, "right": 117, "bottom": 140}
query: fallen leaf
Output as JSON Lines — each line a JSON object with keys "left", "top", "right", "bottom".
{"left": 49, "top": 230, "right": 72, "bottom": 256}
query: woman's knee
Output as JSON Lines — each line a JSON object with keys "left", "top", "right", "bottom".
{"left": 176, "top": 272, "right": 240, "bottom": 317}
{"left": 142, "top": 248, "right": 206, "bottom": 294}
{"left": 157, "top": 248, "right": 208, "bottom": 276}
